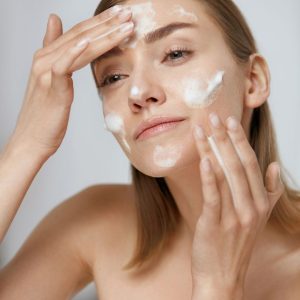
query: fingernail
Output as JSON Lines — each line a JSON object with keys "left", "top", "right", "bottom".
{"left": 119, "top": 22, "right": 134, "bottom": 33}
{"left": 209, "top": 112, "right": 221, "bottom": 128}
{"left": 109, "top": 5, "right": 123, "bottom": 16}
{"left": 194, "top": 125, "right": 205, "bottom": 140}
{"left": 226, "top": 116, "right": 238, "bottom": 131}
{"left": 118, "top": 8, "right": 132, "bottom": 22}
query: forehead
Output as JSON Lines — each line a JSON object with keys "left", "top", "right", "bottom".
{"left": 122, "top": 0, "right": 211, "bottom": 28}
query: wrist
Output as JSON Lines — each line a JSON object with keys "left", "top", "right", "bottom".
{"left": 192, "top": 281, "right": 244, "bottom": 300}
{"left": 2, "top": 137, "right": 50, "bottom": 165}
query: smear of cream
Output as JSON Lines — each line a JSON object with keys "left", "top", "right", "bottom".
{"left": 183, "top": 70, "right": 225, "bottom": 109}
{"left": 169, "top": 4, "right": 198, "bottom": 22}
{"left": 104, "top": 112, "right": 131, "bottom": 153}
{"left": 120, "top": 2, "right": 157, "bottom": 49}
{"left": 207, "top": 136, "right": 234, "bottom": 194}
{"left": 153, "top": 144, "right": 183, "bottom": 168}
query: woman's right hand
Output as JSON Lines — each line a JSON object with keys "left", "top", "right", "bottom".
{"left": 9, "top": 5, "right": 133, "bottom": 159}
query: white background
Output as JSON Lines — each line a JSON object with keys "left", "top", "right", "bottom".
{"left": 0, "top": 1, "right": 299, "bottom": 299}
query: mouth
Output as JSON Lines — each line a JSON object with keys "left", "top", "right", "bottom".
{"left": 135, "top": 117, "right": 186, "bottom": 141}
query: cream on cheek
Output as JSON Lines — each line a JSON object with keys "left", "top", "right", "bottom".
{"left": 104, "top": 112, "right": 131, "bottom": 153}
{"left": 182, "top": 70, "right": 225, "bottom": 108}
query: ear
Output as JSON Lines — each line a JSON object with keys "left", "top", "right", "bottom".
{"left": 244, "top": 53, "right": 271, "bottom": 108}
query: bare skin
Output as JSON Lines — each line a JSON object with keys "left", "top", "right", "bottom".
{"left": 2, "top": 183, "right": 299, "bottom": 299}
{"left": 1, "top": 0, "right": 300, "bottom": 299}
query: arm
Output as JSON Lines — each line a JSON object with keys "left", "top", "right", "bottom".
{"left": 191, "top": 282, "right": 244, "bottom": 300}
{"left": 0, "top": 139, "right": 48, "bottom": 243}
{"left": 0, "top": 186, "right": 94, "bottom": 299}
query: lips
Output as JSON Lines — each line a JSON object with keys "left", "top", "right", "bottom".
{"left": 134, "top": 116, "right": 186, "bottom": 140}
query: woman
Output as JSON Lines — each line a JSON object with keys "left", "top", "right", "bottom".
{"left": 0, "top": 0, "right": 300, "bottom": 299}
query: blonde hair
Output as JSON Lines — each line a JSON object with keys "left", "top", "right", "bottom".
{"left": 90, "top": 0, "right": 300, "bottom": 271}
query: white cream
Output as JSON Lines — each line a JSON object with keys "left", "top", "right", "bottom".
{"left": 183, "top": 70, "right": 225, "bottom": 108}
{"left": 153, "top": 144, "right": 183, "bottom": 168}
{"left": 104, "top": 112, "right": 131, "bottom": 153}
{"left": 169, "top": 4, "right": 198, "bottom": 22}
{"left": 207, "top": 136, "right": 233, "bottom": 193}
{"left": 130, "top": 86, "right": 140, "bottom": 97}
{"left": 120, "top": 2, "right": 157, "bottom": 49}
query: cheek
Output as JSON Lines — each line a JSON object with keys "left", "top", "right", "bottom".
{"left": 103, "top": 111, "right": 132, "bottom": 153}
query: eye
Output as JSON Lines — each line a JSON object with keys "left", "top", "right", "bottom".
{"left": 100, "top": 73, "right": 128, "bottom": 87}
{"left": 163, "top": 47, "right": 192, "bottom": 63}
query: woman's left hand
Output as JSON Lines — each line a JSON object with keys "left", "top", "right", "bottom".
{"left": 190, "top": 112, "right": 284, "bottom": 297}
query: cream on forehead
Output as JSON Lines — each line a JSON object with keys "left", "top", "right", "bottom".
{"left": 183, "top": 70, "right": 225, "bottom": 108}
{"left": 153, "top": 144, "right": 182, "bottom": 168}
{"left": 120, "top": 2, "right": 156, "bottom": 49}
{"left": 169, "top": 4, "right": 198, "bottom": 22}
{"left": 104, "top": 112, "right": 131, "bottom": 153}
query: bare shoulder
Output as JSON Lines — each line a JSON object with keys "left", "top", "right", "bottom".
{"left": 65, "top": 183, "right": 137, "bottom": 269}
{"left": 0, "top": 184, "right": 135, "bottom": 299}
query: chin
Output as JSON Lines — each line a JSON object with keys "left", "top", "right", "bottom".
{"left": 129, "top": 140, "right": 200, "bottom": 178}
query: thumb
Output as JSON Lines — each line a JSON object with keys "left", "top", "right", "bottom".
{"left": 265, "top": 161, "right": 284, "bottom": 207}
{"left": 43, "top": 13, "right": 63, "bottom": 48}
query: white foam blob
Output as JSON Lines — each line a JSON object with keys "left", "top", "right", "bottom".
{"left": 120, "top": 2, "right": 156, "bottom": 49}
{"left": 183, "top": 70, "right": 225, "bottom": 108}
{"left": 153, "top": 144, "right": 183, "bottom": 168}
{"left": 169, "top": 4, "right": 198, "bottom": 22}
{"left": 104, "top": 112, "right": 131, "bottom": 153}
{"left": 104, "top": 112, "right": 124, "bottom": 133}
{"left": 130, "top": 86, "right": 140, "bottom": 97}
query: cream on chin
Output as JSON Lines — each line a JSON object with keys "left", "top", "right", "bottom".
{"left": 153, "top": 144, "right": 183, "bottom": 168}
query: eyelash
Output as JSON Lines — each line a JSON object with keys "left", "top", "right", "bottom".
{"left": 99, "top": 47, "right": 192, "bottom": 88}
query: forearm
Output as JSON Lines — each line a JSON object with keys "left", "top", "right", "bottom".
{"left": 0, "top": 138, "right": 48, "bottom": 243}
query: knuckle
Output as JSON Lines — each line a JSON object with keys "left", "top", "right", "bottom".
{"left": 36, "top": 72, "right": 51, "bottom": 89}
{"left": 240, "top": 212, "right": 258, "bottom": 228}
{"left": 51, "top": 63, "right": 64, "bottom": 76}
{"left": 32, "top": 57, "right": 45, "bottom": 76}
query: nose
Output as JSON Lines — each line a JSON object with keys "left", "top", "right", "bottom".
{"left": 128, "top": 77, "right": 166, "bottom": 113}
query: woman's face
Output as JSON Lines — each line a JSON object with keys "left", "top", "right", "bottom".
{"left": 94, "top": 0, "right": 247, "bottom": 177}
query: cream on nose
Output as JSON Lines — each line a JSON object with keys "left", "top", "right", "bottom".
{"left": 130, "top": 86, "right": 140, "bottom": 97}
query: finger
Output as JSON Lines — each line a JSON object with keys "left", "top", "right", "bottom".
{"left": 199, "top": 157, "right": 222, "bottom": 225}
{"left": 193, "top": 125, "right": 236, "bottom": 224}
{"left": 208, "top": 112, "right": 256, "bottom": 222}
{"left": 50, "top": 39, "right": 89, "bottom": 93}
{"left": 43, "top": 14, "right": 63, "bottom": 48}
{"left": 225, "top": 116, "right": 270, "bottom": 215}
{"left": 265, "top": 161, "right": 284, "bottom": 209}
{"left": 42, "top": 5, "right": 127, "bottom": 54}
{"left": 68, "top": 21, "right": 134, "bottom": 73}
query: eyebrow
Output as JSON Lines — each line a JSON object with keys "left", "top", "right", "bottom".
{"left": 93, "top": 22, "right": 197, "bottom": 64}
